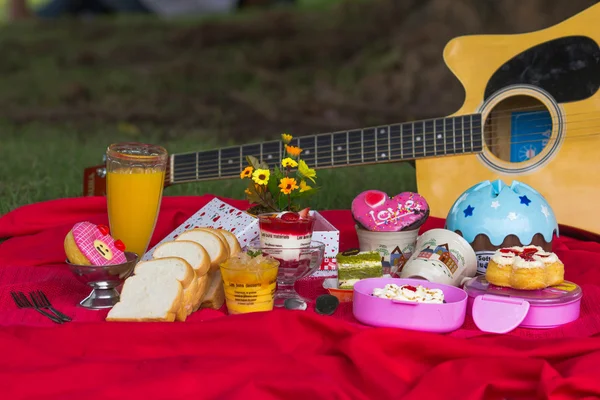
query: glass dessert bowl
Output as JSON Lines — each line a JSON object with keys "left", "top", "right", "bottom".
{"left": 66, "top": 252, "right": 138, "bottom": 309}
{"left": 246, "top": 239, "right": 325, "bottom": 310}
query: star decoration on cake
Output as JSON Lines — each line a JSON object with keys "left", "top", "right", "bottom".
{"left": 452, "top": 193, "right": 469, "bottom": 213}
{"left": 541, "top": 205, "right": 550, "bottom": 219}
{"left": 519, "top": 195, "right": 531, "bottom": 206}
{"left": 463, "top": 205, "right": 475, "bottom": 217}
{"left": 507, "top": 212, "right": 518, "bottom": 221}
{"left": 491, "top": 201, "right": 500, "bottom": 209}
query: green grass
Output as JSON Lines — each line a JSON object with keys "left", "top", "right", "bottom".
{"left": 0, "top": 0, "right": 420, "bottom": 215}
{"left": 0, "top": 123, "right": 416, "bottom": 215}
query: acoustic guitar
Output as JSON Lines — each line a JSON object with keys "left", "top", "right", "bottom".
{"left": 83, "top": 4, "right": 600, "bottom": 236}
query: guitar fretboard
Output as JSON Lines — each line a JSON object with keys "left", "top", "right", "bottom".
{"left": 171, "top": 114, "right": 483, "bottom": 183}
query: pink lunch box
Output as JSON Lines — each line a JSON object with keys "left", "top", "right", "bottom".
{"left": 353, "top": 278, "right": 468, "bottom": 333}
{"left": 463, "top": 276, "right": 583, "bottom": 334}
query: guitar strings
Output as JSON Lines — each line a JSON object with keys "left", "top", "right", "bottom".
{"left": 171, "top": 123, "right": 600, "bottom": 173}
{"left": 171, "top": 130, "right": 600, "bottom": 182}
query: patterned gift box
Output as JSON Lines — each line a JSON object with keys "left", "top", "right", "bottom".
{"left": 143, "top": 198, "right": 340, "bottom": 276}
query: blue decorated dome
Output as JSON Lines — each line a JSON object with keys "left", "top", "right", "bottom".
{"left": 445, "top": 180, "right": 559, "bottom": 246}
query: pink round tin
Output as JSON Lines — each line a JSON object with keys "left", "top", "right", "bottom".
{"left": 353, "top": 278, "right": 468, "bottom": 333}
{"left": 463, "top": 276, "right": 583, "bottom": 334}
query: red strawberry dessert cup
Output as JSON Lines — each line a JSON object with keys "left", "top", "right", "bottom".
{"left": 258, "top": 208, "right": 316, "bottom": 250}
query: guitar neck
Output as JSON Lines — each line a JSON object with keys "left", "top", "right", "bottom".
{"left": 170, "top": 114, "right": 483, "bottom": 184}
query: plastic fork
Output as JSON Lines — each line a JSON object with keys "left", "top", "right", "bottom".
{"left": 10, "top": 291, "right": 63, "bottom": 324}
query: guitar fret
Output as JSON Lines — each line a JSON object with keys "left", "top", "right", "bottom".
{"left": 218, "top": 150, "right": 222, "bottom": 178}
{"left": 454, "top": 118, "right": 464, "bottom": 153}
{"left": 411, "top": 123, "right": 416, "bottom": 159}
{"left": 314, "top": 136, "right": 318, "bottom": 167}
{"left": 363, "top": 128, "right": 376, "bottom": 162}
{"left": 389, "top": 124, "right": 401, "bottom": 161}
{"left": 387, "top": 126, "right": 391, "bottom": 160}
{"left": 360, "top": 130, "right": 364, "bottom": 163}
{"left": 424, "top": 120, "right": 435, "bottom": 157}
{"left": 451, "top": 118, "right": 457, "bottom": 155}
{"left": 435, "top": 119, "right": 445, "bottom": 156}
{"left": 472, "top": 114, "right": 483, "bottom": 151}
{"left": 470, "top": 115, "right": 474, "bottom": 153}
{"left": 348, "top": 130, "right": 362, "bottom": 164}
{"left": 195, "top": 152, "right": 199, "bottom": 180}
{"left": 262, "top": 141, "right": 281, "bottom": 169}
{"left": 376, "top": 126, "right": 388, "bottom": 161}
{"left": 414, "top": 122, "right": 425, "bottom": 159}
{"left": 197, "top": 150, "right": 219, "bottom": 179}
{"left": 172, "top": 153, "right": 196, "bottom": 182}
{"left": 346, "top": 131, "right": 350, "bottom": 164}
{"left": 298, "top": 136, "right": 315, "bottom": 167}
{"left": 220, "top": 146, "right": 241, "bottom": 178}
{"left": 401, "top": 123, "right": 412, "bottom": 159}
{"left": 330, "top": 134, "right": 334, "bottom": 166}
{"left": 316, "top": 134, "right": 332, "bottom": 166}
{"left": 433, "top": 120, "right": 437, "bottom": 156}
{"left": 333, "top": 132, "right": 347, "bottom": 166}
{"left": 462, "top": 115, "right": 472, "bottom": 153}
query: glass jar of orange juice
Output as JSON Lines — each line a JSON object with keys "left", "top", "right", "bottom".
{"left": 106, "top": 142, "right": 168, "bottom": 259}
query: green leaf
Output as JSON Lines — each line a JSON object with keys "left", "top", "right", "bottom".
{"left": 246, "top": 155, "right": 269, "bottom": 170}
{"left": 247, "top": 249, "right": 262, "bottom": 258}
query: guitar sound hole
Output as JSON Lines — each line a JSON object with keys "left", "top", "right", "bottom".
{"left": 483, "top": 95, "right": 552, "bottom": 164}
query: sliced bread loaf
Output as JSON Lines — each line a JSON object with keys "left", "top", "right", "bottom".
{"left": 106, "top": 274, "right": 182, "bottom": 322}
{"left": 176, "top": 229, "right": 228, "bottom": 271}
{"left": 152, "top": 240, "right": 211, "bottom": 311}
{"left": 133, "top": 257, "right": 195, "bottom": 321}
{"left": 216, "top": 229, "right": 242, "bottom": 257}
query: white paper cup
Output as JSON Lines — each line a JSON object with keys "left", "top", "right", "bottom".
{"left": 400, "top": 228, "right": 477, "bottom": 287}
{"left": 355, "top": 225, "right": 419, "bottom": 276}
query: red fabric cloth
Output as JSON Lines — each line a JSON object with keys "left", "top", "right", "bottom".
{"left": 1, "top": 195, "right": 600, "bottom": 399}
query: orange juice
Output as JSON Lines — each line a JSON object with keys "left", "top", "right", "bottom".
{"left": 107, "top": 168, "right": 165, "bottom": 258}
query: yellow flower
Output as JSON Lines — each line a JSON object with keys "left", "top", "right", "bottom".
{"left": 281, "top": 157, "right": 298, "bottom": 168}
{"left": 299, "top": 180, "right": 312, "bottom": 193}
{"left": 240, "top": 166, "right": 253, "bottom": 179}
{"left": 279, "top": 177, "right": 299, "bottom": 195}
{"left": 252, "top": 169, "right": 270, "bottom": 185}
{"left": 281, "top": 133, "right": 292, "bottom": 144}
{"left": 285, "top": 145, "right": 302, "bottom": 157}
{"left": 298, "top": 160, "right": 317, "bottom": 183}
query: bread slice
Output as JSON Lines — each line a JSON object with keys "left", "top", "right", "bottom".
{"left": 106, "top": 274, "right": 182, "bottom": 322}
{"left": 176, "top": 229, "right": 228, "bottom": 271}
{"left": 133, "top": 257, "right": 194, "bottom": 321}
{"left": 153, "top": 240, "right": 211, "bottom": 277}
{"left": 152, "top": 240, "right": 211, "bottom": 311}
{"left": 216, "top": 229, "right": 242, "bottom": 257}
{"left": 200, "top": 269, "right": 225, "bottom": 310}
{"left": 197, "top": 228, "right": 231, "bottom": 259}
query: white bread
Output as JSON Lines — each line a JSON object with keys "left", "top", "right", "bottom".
{"left": 152, "top": 240, "right": 212, "bottom": 311}
{"left": 200, "top": 269, "right": 225, "bottom": 310}
{"left": 197, "top": 228, "right": 231, "bottom": 259}
{"left": 133, "top": 257, "right": 194, "bottom": 321}
{"left": 176, "top": 229, "right": 228, "bottom": 271}
{"left": 153, "top": 240, "right": 211, "bottom": 277}
{"left": 106, "top": 274, "right": 182, "bottom": 322}
{"left": 217, "top": 229, "right": 242, "bottom": 257}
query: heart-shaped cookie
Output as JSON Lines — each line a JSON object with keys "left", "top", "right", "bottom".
{"left": 351, "top": 190, "right": 429, "bottom": 232}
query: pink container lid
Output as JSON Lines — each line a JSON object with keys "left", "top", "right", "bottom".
{"left": 463, "top": 276, "right": 583, "bottom": 334}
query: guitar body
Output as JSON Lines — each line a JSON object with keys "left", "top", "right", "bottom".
{"left": 417, "top": 4, "right": 600, "bottom": 234}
